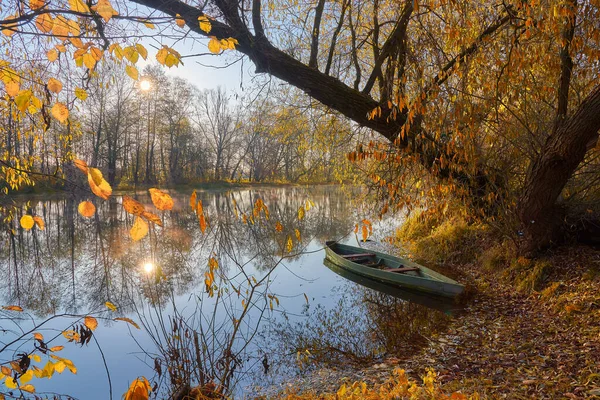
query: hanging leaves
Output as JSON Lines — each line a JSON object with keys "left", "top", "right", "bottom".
{"left": 130, "top": 216, "right": 149, "bottom": 241}
{"left": 190, "top": 190, "right": 197, "bottom": 210}
{"left": 297, "top": 206, "right": 305, "bottom": 221}
{"left": 75, "top": 87, "right": 88, "bottom": 100}
{"left": 78, "top": 201, "right": 96, "bottom": 218}
{"left": 105, "top": 301, "right": 117, "bottom": 312}
{"left": 148, "top": 188, "right": 173, "bottom": 210}
{"left": 125, "top": 65, "right": 139, "bottom": 81}
{"left": 286, "top": 236, "right": 293, "bottom": 253}
{"left": 208, "top": 37, "right": 221, "bottom": 54}
{"left": 33, "top": 216, "right": 45, "bottom": 230}
{"left": 156, "top": 46, "right": 182, "bottom": 67}
{"left": 175, "top": 13, "right": 186, "bottom": 28}
{"left": 91, "top": 0, "right": 118, "bottom": 22}
{"left": 275, "top": 221, "right": 283, "bottom": 232}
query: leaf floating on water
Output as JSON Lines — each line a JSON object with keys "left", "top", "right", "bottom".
{"left": 130, "top": 216, "right": 148, "bottom": 241}
{"left": 115, "top": 317, "right": 140, "bottom": 329}
{"left": 84, "top": 316, "right": 98, "bottom": 331}
{"left": 148, "top": 188, "right": 173, "bottom": 211}
{"left": 78, "top": 201, "right": 96, "bottom": 218}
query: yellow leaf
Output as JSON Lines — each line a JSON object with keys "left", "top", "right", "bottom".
{"left": 130, "top": 216, "right": 148, "bottom": 241}
{"left": 286, "top": 236, "right": 293, "bottom": 253}
{"left": 35, "top": 14, "right": 53, "bottom": 33}
{"left": 33, "top": 332, "right": 44, "bottom": 341}
{"left": 92, "top": 0, "right": 118, "bottom": 22}
{"left": 14, "top": 90, "right": 32, "bottom": 112}
{"left": 75, "top": 87, "right": 88, "bottom": 101}
{"left": 5, "top": 376, "right": 17, "bottom": 389}
{"left": 198, "top": 15, "right": 211, "bottom": 33}
{"left": 33, "top": 216, "right": 44, "bottom": 230}
{"left": 87, "top": 168, "right": 112, "bottom": 200}
{"left": 69, "top": 0, "right": 90, "bottom": 13}
{"left": 84, "top": 315, "right": 98, "bottom": 331}
{"left": 295, "top": 228, "right": 301, "bottom": 242}
{"left": 47, "top": 78, "right": 62, "bottom": 94}
{"left": 125, "top": 65, "right": 139, "bottom": 80}
{"left": 297, "top": 206, "right": 305, "bottom": 221}
{"left": 123, "top": 46, "right": 139, "bottom": 63}
{"left": 73, "top": 158, "right": 89, "bottom": 174}
{"left": 136, "top": 44, "right": 148, "bottom": 60}
{"left": 208, "top": 37, "right": 221, "bottom": 54}
{"left": 30, "top": 354, "right": 41, "bottom": 363}
{"left": 20, "top": 215, "right": 34, "bottom": 230}
{"left": 70, "top": 37, "right": 84, "bottom": 48}
{"left": 148, "top": 188, "right": 173, "bottom": 211}
{"left": 115, "top": 317, "right": 140, "bottom": 329}
{"left": 82, "top": 52, "right": 97, "bottom": 69}
{"left": 143, "top": 21, "right": 155, "bottom": 29}
{"left": 19, "top": 384, "right": 35, "bottom": 393}
{"left": 123, "top": 377, "right": 151, "bottom": 400}
{"left": 49, "top": 345, "right": 64, "bottom": 352}
{"left": 122, "top": 195, "right": 145, "bottom": 215}
{"left": 90, "top": 46, "right": 103, "bottom": 61}
{"left": 78, "top": 201, "right": 95, "bottom": 218}
{"left": 5, "top": 81, "right": 19, "bottom": 97}
{"left": 105, "top": 301, "right": 117, "bottom": 312}
{"left": 175, "top": 14, "right": 185, "bottom": 28}
{"left": 19, "top": 370, "right": 33, "bottom": 384}
{"left": 52, "top": 15, "right": 70, "bottom": 38}
{"left": 51, "top": 102, "right": 69, "bottom": 123}
{"left": 54, "top": 361, "right": 66, "bottom": 373}
{"left": 337, "top": 384, "right": 347, "bottom": 397}
{"left": 47, "top": 49, "right": 58, "bottom": 62}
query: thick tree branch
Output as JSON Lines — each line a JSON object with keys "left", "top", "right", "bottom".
{"left": 308, "top": 0, "right": 326, "bottom": 69}
{"left": 362, "top": 0, "right": 413, "bottom": 96}
{"left": 252, "top": 0, "right": 266, "bottom": 40}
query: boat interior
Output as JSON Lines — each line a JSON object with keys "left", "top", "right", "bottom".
{"left": 341, "top": 253, "right": 422, "bottom": 275}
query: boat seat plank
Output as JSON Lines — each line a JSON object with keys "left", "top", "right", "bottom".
{"left": 387, "top": 267, "right": 420, "bottom": 273}
{"left": 342, "top": 253, "right": 376, "bottom": 259}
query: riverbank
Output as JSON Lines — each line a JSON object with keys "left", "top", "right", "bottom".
{"left": 271, "top": 244, "right": 600, "bottom": 399}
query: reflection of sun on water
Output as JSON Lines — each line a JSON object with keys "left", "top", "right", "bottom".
{"left": 143, "top": 262, "right": 155, "bottom": 274}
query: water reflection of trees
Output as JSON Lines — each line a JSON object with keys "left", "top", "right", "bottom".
{"left": 0, "top": 186, "right": 356, "bottom": 316}
{"left": 265, "top": 281, "right": 453, "bottom": 376}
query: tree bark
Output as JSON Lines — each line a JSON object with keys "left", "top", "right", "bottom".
{"left": 518, "top": 84, "right": 600, "bottom": 253}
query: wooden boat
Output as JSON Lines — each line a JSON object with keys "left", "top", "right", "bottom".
{"left": 325, "top": 241, "right": 464, "bottom": 298}
{"left": 323, "top": 259, "right": 461, "bottom": 313}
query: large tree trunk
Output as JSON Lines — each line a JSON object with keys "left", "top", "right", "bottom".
{"left": 518, "top": 85, "right": 600, "bottom": 253}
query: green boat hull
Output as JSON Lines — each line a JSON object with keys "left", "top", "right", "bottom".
{"left": 325, "top": 241, "right": 464, "bottom": 298}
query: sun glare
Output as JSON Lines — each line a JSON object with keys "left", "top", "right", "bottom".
{"left": 140, "top": 80, "right": 151, "bottom": 91}
{"left": 143, "top": 262, "right": 155, "bottom": 273}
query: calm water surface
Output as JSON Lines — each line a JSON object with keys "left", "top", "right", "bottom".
{"left": 0, "top": 186, "right": 457, "bottom": 398}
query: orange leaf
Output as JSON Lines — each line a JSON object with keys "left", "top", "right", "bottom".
{"left": 148, "top": 188, "right": 173, "bottom": 211}
{"left": 49, "top": 345, "right": 64, "bottom": 352}
{"left": 84, "top": 315, "right": 98, "bottom": 331}
{"left": 142, "top": 211, "right": 162, "bottom": 226}
{"left": 87, "top": 168, "right": 112, "bottom": 200}
{"left": 115, "top": 317, "right": 140, "bottom": 329}
{"left": 122, "top": 195, "right": 145, "bottom": 216}
{"left": 78, "top": 201, "right": 96, "bottom": 218}
{"left": 2, "top": 305, "right": 23, "bottom": 312}
{"left": 33, "top": 216, "right": 44, "bottom": 230}
{"left": 51, "top": 102, "right": 69, "bottom": 123}
{"left": 123, "top": 377, "right": 151, "bottom": 400}
{"left": 190, "top": 190, "right": 197, "bottom": 211}
{"left": 33, "top": 332, "right": 44, "bottom": 341}
{"left": 73, "top": 159, "right": 88, "bottom": 174}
